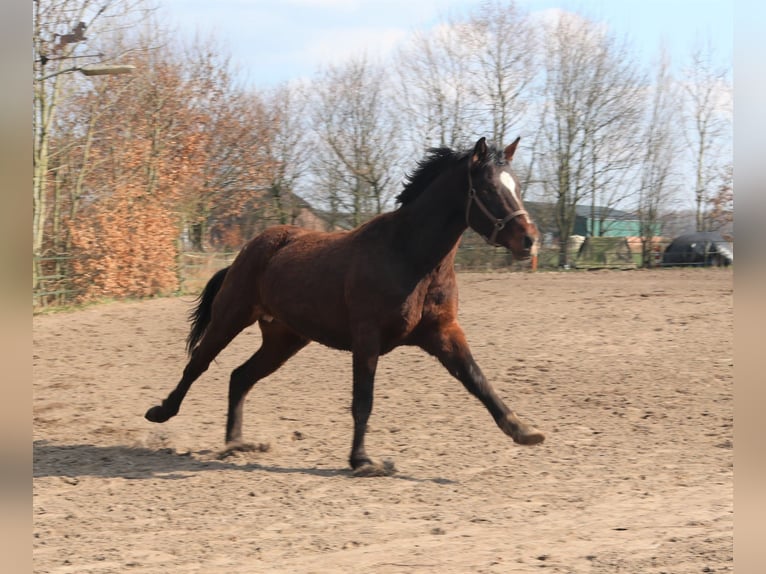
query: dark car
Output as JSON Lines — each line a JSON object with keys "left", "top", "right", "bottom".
{"left": 662, "top": 232, "right": 733, "bottom": 267}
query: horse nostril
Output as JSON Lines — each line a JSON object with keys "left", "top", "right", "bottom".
{"left": 523, "top": 235, "right": 534, "bottom": 250}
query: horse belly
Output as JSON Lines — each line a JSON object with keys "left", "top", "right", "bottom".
{"left": 275, "top": 304, "right": 353, "bottom": 351}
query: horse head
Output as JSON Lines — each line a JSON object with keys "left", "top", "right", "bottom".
{"left": 466, "top": 137, "right": 539, "bottom": 260}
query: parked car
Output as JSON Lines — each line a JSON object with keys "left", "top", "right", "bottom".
{"left": 662, "top": 232, "right": 733, "bottom": 267}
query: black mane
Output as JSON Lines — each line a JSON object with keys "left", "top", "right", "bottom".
{"left": 395, "top": 143, "right": 502, "bottom": 206}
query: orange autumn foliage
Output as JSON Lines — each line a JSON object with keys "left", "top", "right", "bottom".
{"left": 43, "top": 33, "right": 288, "bottom": 305}
{"left": 68, "top": 191, "right": 180, "bottom": 299}
{"left": 62, "top": 55, "right": 212, "bottom": 302}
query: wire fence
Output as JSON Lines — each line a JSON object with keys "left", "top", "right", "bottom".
{"left": 32, "top": 238, "right": 730, "bottom": 312}
{"left": 177, "top": 251, "right": 238, "bottom": 294}
{"left": 32, "top": 251, "right": 239, "bottom": 311}
{"left": 454, "top": 233, "right": 666, "bottom": 271}
{"left": 33, "top": 254, "right": 81, "bottom": 309}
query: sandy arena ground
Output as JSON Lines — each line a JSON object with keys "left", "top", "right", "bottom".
{"left": 33, "top": 268, "right": 733, "bottom": 573}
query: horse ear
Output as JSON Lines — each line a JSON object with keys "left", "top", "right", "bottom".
{"left": 472, "top": 137, "right": 488, "bottom": 164}
{"left": 504, "top": 137, "right": 521, "bottom": 163}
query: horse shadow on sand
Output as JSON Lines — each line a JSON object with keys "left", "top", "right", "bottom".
{"left": 32, "top": 440, "right": 456, "bottom": 484}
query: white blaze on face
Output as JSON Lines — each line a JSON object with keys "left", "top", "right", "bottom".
{"left": 499, "top": 170, "right": 532, "bottom": 227}
{"left": 499, "top": 171, "right": 519, "bottom": 206}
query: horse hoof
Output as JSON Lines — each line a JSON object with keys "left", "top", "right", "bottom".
{"left": 145, "top": 405, "right": 173, "bottom": 423}
{"left": 352, "top": 459, "right": 397, "bottom": 477}
{"left": 514, "top": 427, "right": 545, "bottom": 445}
{"left": 499, "top": 414, "right": 545, "bottom": 445}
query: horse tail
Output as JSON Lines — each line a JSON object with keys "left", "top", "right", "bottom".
{"left": 186, "top": 266, "right": 230, "bottom": 356}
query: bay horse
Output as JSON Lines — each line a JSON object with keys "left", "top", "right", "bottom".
{"left": 145, "top": 137, "right": 545, "bottom": 473}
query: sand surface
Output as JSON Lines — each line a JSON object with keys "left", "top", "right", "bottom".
{"left": 33, "top": 269, "right": 733, "bottom": 573}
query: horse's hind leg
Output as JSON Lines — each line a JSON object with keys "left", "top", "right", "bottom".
{"left": 418, "top": 321, "right": 544, "bottom": 445}
{"left": 224, "top": 320, "right": 309, "bottom": 450}
{"left": 145, "top": 313, "right": 253, "bottom": 424}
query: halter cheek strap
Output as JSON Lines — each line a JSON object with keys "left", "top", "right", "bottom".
{"left": 466, "top": 164, "right": 529, "bottom": 247}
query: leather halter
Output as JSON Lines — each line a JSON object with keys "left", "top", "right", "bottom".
{"left": 466, "top": 162, "right": 529, "bottom": 247}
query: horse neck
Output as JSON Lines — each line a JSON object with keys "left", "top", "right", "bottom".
{"left": 394, "top": 165, "right": 468, "bottom": 273}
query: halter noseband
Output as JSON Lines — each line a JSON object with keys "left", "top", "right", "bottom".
{"left": 466, "top": 162, "right": 528, "bottom": 247}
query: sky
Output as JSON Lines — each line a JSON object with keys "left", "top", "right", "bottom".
{"left": 159, "top": 0, "right": 733, "bottom": 89}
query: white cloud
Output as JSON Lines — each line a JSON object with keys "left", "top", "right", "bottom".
{"left": 307, "top": 26, "right": 410, "bottom": 68}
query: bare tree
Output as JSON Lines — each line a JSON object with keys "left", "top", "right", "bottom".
{"left": 394, "top": 23, "right": 474, "bottom": 151}
{"left": 682, "top": 40, "right": 733, "bottom": 232}
{"left": 584, "top": 41, "right": 645, "bottom": 238}
{"left": 261, "top": 83, "right": 311, "bottom": 226}
{"left": 637, "top": 46, "right": 681, "bottom": 266}
{"left": 535, "top": 11, "right": 645, "bottom": 266}
{"left": 309, "top": 57, "right": 402, "bottom": 227}
{"left": 706, "top": 163, "right": 733, "bottom": 238}
{"left": 458, "top": 0, "right": 537, "bottom": 147}
{"left": 174, "top": 38, "right": 277, "bottom": 250}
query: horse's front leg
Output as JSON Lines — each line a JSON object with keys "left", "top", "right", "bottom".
{"left": 420, "top": 321, "right": 544, "bottom": 445}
